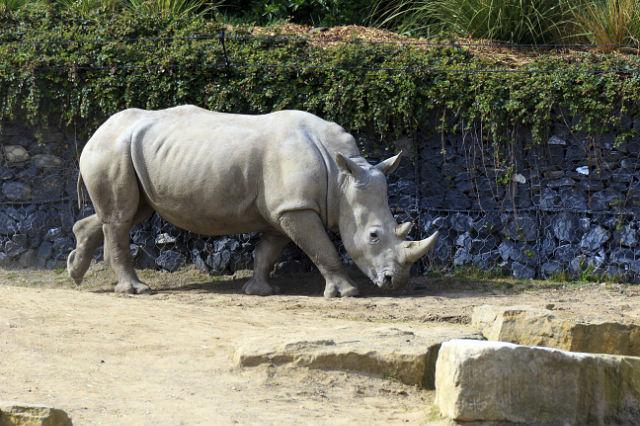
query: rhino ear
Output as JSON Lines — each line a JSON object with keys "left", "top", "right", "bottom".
{"left": 336, "top": 153, "right": 367, "bottom": 181}
{"left": 396, "top": 222, "right": 413, "bottom": 239}
{"left": 375, "top": 151, "right": 403, "bottom": 175}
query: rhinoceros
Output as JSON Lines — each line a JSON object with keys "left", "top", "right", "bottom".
{"left": 67, "top": 105, "right": 438, "bottom": 297}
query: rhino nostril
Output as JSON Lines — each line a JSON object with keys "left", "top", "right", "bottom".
{"left": 382, "top": 273, "right": 392, "bottom": 286}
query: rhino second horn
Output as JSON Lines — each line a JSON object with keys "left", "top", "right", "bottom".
{"left": 396, "top": 222, "right": 413, "bottom": 239}
{"left": 403, "top": 231, "right": 439, "bottom": 264}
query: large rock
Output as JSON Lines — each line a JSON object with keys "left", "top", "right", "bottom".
{"left": 472, "top": 305, "right": 640, "bottom": 356}
{"left": 0, "top": 401, "right": 72, "bottom": 425}
{"left": 235, "top": 325, "right": 478, "bottom": 389}
{"left": 434, "top": 339, "right": 640, "bottom": 425}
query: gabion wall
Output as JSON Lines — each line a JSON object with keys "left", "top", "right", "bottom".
{"left": 1, "top": 119, "right": 640, "bottom": 281}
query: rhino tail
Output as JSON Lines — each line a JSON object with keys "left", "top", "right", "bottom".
{"left": 76, "top": 171, "right": 85, "bottom": 211}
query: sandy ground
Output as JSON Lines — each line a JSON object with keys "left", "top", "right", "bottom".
{"left": 0, "top": 265, "right": 639, "bottom": 425}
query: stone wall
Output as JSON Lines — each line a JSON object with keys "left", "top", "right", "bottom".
{"left": 1, "top": 119, "right": 640, "bottom": 282}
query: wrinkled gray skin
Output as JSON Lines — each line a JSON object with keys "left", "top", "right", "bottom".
{"left": 67, "top": 106, "right": 439, "bottom": 297}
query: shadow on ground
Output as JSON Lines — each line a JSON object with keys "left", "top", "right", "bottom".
{"left": 0, "top": 261, "right": 581, "bottom": 299}
{"left": 151, "top": 268, "right": 566, "bottom": 299}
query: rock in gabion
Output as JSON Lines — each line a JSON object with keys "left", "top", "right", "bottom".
{"left": 580, "top": 226, "right": 610, "bottom": 253}
{"left": 191, "top": 249, "right": 208, "bottom": 273}
{"left": 32, "top": 154, "right": 63, "bottom": 168}
{"left": 551, "top": 213, "right": 578, "bottom": 242}
{"left": 512, "top": 262, "right": 535, "bottom": 280}
{"left": 472, "top": 214, "right": 501, "bottom": 236}
{"left": 502, "top": 216, "right": 538, "bottom": 242}
{"left": 155, "top": 233, "right": 177, "bottom": 245}
{"left": 541, "top": 261, "right": 561, "bottom": 278}
{"left": 615, "top": 224, "right": 638, "bottom": 247}
{"left": 455, "top": 233, "right": 472, "bottom": 251}
{"left": 450, "top": 213, "right": 473, "bottom": 233}
{"left": 453, "top": 248, "right": 472, "bottom": 267}
{"left": 3, "top": 145, "right": 29, "bottom": 163}
{"left": 0, "top": 212, "right": 17, "bottom": 235}
{"left": 155, "top": 250, "right": 186, "bottom": 272}
{"left": 2, "top": 181, "right": 31, "bottom": 200}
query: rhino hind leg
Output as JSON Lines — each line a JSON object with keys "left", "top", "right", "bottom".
{"left": 79, "top": 142, "right": 154, "bottom": 294}
{"left": 277, "top": 210, "right": 359, "bottom": 298}
{"left": 242, "top": 232, "right": 290, "bottom": 296}
{"left": 67, "top": 214, "right": 104, "bottom": 284}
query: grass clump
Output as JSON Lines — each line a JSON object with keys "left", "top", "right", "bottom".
{"left": 371, "top": 0, "right": 640, "bottom": 48}
{"left": 123, "top": 0, "right": 216, "bottom": 21}
{"left": 371, "top": 0, "right": 573, "bottom": 43}
{"left": 571, "top": 0, "right": 640, "bottom": 51}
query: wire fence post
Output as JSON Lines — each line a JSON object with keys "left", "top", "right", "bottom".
{"left": 414, "top": 126, "right": 425, "bottom": 275}
{"left": 219, "top": 29, "right": 230, "bottom": 69}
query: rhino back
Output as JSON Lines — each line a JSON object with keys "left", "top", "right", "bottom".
{"left": 128, "top": 106, "right": 335, "bottom": 235}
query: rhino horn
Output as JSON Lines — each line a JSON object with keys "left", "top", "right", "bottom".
{"left": 374, "top": 150, "right": 403, "bottom": 175}
{"left": 395, "top": 222, "right": 413, "bottom": 239}
{"left": 403, "top": 231, "right": 439, "bottom": 264}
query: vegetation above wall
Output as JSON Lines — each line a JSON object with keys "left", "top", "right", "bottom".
{"left": 2, "top": 0, "right": 640, "bottom": 49}
{"left": 1, "top": 9, "right": 640, "bottom": 150}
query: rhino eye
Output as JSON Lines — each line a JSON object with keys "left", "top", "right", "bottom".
{"left": 369, "top": 231, "right": 379, "bottom": 242}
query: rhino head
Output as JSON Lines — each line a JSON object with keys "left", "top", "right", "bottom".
{"left": 335, "top": 151, "right": 439, "bottom": 289}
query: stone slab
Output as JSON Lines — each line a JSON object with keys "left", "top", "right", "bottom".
{"left": 235, "top": 324, "right": 478, "bottom": 389}
{"left": 435, "top": 339, "right": 640, "bottom": 425}
{"left": 0, "top": 401, "right": 72, "bottom": 426}
{"left": 472, "top": 304, "right": 640, "bottom": 356}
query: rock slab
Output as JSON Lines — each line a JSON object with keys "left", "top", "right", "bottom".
{"left": 235, "top": 325, "right": 478, "bottom": 389}
{"left": 472, "top": 304, "right": 640, "bottom": 356}
{"left": 435, "top": 339, "right": 640, "bottom": 425}
{"left": 0, "top": 401, "right": 72, "bottom": 426}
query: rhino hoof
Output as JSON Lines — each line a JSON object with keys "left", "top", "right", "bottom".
{"left": 324, "top": 284, "right": 338, "bottom": 298}
{"left": 134, "top": 283, "right": 154, "bottom": 295}
{"left": 340, "top": 286, "right": 359, "bottom": 297}
{"left": 242, "top": 279, "right": 274, "bottom": 296}
{"left": 66, "top": 250, "right": 83, "bottom": 285}
{"left": 114, "top": 282, "right": 135, "bottom": 294}
{"left": 324, "top": 282, "right": 359, "bottom": 298}
{"left": 114, "top": 281, "right": 153, "bottom": 295}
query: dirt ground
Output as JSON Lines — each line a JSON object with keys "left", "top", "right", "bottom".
{"left": 0, "top": 264, "right": 638, "bottom": 425}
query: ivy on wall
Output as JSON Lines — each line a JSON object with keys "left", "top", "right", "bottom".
{"left": 1, "top": 8, "right": 640, "bottom": 149}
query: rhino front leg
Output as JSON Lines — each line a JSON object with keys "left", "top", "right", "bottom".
{"left": 278, "top": 210, "right": 358, "bottom": 298}
{"left": 242, "top": 233, "right": 290, "bottom": 296}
